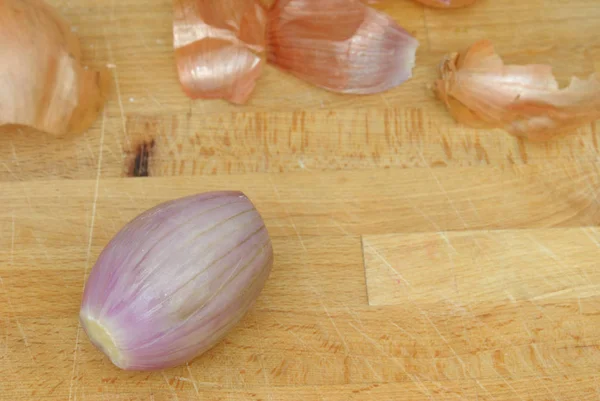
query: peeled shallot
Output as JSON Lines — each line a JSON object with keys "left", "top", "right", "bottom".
{"left": 80, "top": 191, "right": 273, "bottom": 370}
{"left": 267, "top": 0, "right": 419, "bottom": 94}
{"left": 0, "top": 0, "right": 109, "bottom": 135}
{"left": 435, "top": 40, "right": 600, "bottom": 141}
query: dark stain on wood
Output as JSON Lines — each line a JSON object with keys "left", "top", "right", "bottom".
{"left": 123, "top": 114, "right": 177, "bottom": 177}
{"left": 132, "top": 140, "right": 155, "bottom": 177}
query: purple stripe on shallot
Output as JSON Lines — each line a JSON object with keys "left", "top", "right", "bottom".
{"left": 79, "top": 191, "right": 273, "bottom": 371}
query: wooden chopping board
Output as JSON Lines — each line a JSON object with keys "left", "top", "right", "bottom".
{"left": 1, "top": 0, "right": 600, "bottom": 400}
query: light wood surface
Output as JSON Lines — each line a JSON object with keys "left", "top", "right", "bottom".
{"left": 1, "top": 0, "right": 600, "bottom": 400}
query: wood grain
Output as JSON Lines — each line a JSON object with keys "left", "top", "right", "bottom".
{"left": 1, "top": 0, "right": 600, "bottom": 399}
{"left": 0, "top": 0, "right": 599, "bottom": 182}
{"left": 2, "top": 163, "right": 600, "bottom": 399}
{"left": 3, "top": 108, "right": 600, "bottom": 181}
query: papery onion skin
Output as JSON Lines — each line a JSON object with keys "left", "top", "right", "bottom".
{"left": 80, "top": 191, "right": 274, "bottom": 371}
{"left": 173, "top": 0, "right": 267, "bottom": 104}
{"left": 267, "top": 0, "right": 419, "bottom": 95}
{"left": 413, "top": 0, "right": 477, "bottom": 8}
{"left": 0, "top": 0, "right": 109, "bottom": 135}
{"left": 435, "top": 40, "right": 600, "bottom": 141}
{"left": 363, "top": 0, "right": 477, "bottom": 8}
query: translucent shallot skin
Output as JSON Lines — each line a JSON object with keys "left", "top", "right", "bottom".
{"left": 173, "top": 0, "right": 267, "bottom": 104}
{"left": 267, "top": 0, "right": 419, "bottom": 94}
{"left": 80, "top": 191, "right": 273, "bottom": 370}
{"left": 413, "top": 0, "right": 477, "bottom": 8}
{"left": 0, "top": 0, "right": 108, "bottom": 135}
{"left": 435, "top": 40, "right": 600, "bottom": 141}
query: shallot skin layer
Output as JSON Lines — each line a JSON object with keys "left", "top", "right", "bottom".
{"left": 267, "top": 0, "right": 419, "bottom": 94}
{"left": 80, "top": 191, "right": 273, "bottom": 371}
{"left": 435, "top": 40, "right": 600, "bottom": 141}
{"left": 173, "top": 0, "right": 267, "bottom": 104}
{"left": 413, "top": 0, "right": 477, "bottom": 8}
{"left": 0, "top": 0, "right": 108, "bottom": 135}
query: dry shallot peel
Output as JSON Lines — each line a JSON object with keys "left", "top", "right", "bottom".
{"left": 363, "top": 0, "right": 477, "bottom": 8}
{"left": 0, "top": 0, "right": 109, "bottom": 135}
{"left": 435, "top": 40, "right": 600, "bottom": 141}
{"left": 413, "top": 0, "right": 477, "bottom": 8}
{"left": 267, "top": 0, "right": 419, "bottom": 95}
{"left": 173, "top": 0, "right": 268, "bottom": 104}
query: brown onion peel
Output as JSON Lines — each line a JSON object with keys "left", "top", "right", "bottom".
{"left": 434, "top": 40, "right": 600, "bottom": 141}
{"left": 0, "top": 0, "right": 109, "bottom": 135}
{"left": 173, "top": 0, "right": 268, "bottom": 104}
{"left": 267, "top": 0, "right": 419, "bottom": 95}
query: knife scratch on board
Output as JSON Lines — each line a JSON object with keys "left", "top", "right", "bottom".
{"left": 365, "top": 241, "right": 411, "bottom": 286}
{"left": 450, "top": 295, "right": 558, "bottom": 399}
{"left": 185, "top": 363, "right": 201, "bottom": 397}
{"left": 268, "top": 313, "right": 314, "bottom": 354}
{"left": 2, "top": 307, "right": 14, "bottom": 374}
{"left": 365, "top": 254, "right": 534, "bottom": 401}
{"left": 0, "top": 276, "right": 34, "bottom": 363}
{"left": 438, "top": 231, "right": 458, "bottom": 254}
{"left": 1, "top": 161, "right": 19, "bottom": 181}
{"left": 69, "top": 109, "right": 106, "bottom": 401}
{"left": 582, "top": 226, "right": 600, "bottom": 250}
{"left": 252, "top": 314, "right": 274, "bottom": 401}
{"left": 347, "top": 322, "right": 436, "bottom": 400}
{"left": 161, "top": 372, "right": 180, "bottom": 401}
{"left": 10, "top": 214, "right": 15, "bottom": 265}
{"left": 411, "top": 204, "right": 441, "bottom": 232}
{"left": 329, "top": 217, "right": 351, "bottom": 237}
{"left": 10, "top": 141, "right": 20, "bottom": 166}
{"left": 593, "top": 374, "right": 600, "bottom": 397}
{"left": 307, "top": 280, "right": 374, "bottom": 383}
{"left": 468, "top": 198, "right": 483, "bottom": 222}
{"left": 105, "top": 35, "right": 131, "bottom": 151}
{"left": 269, "top": 176, "right": 306, "bottom": 251}
{"left": 417, "top": 149, "right": 469, "bottom": 229}
{"left": 68, "top": 326, "right": 81, "bottom": 401}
